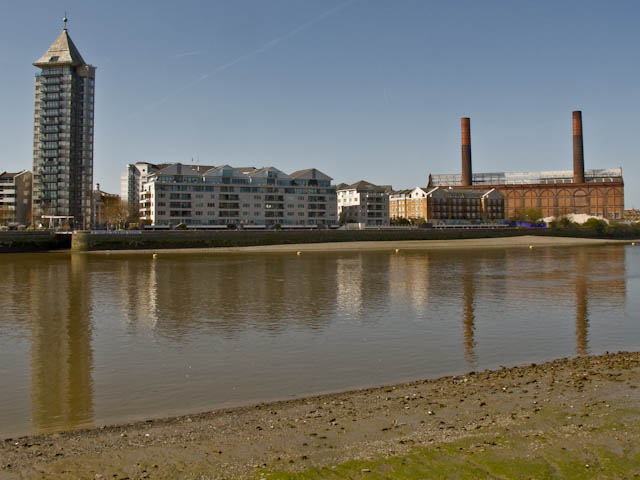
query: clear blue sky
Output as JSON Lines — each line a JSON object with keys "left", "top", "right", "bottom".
{"left": 1, "top": 1, "right": 638, "bottom": 206}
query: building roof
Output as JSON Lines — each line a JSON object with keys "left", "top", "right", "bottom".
{"left": 289, "top": 168, "right": 333, "bottom": 182}
{"left": 429, "top": 168, "right": 623, "bottom": 187}
{"left": 339, "top": 180, "right": 386, "bottom": 191}
{"left": 34, "top": 28, "right": 87, "bottom": 67}
{"left": 0, "top": 170, "right": 29, "bottom": 180}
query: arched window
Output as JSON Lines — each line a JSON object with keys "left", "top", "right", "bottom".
{"left": 557, "top": 190, "right": 571, "bottom": 215}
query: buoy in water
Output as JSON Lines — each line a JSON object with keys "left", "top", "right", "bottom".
{"left": 395, "top": 248, "right": 399, "bottom": 253}
{"left": 296, "top": 251, "right": 302, "bottom": 256}
{"left": 529, "top": 245, "right": 534, "bottom": 249}
{"left": 152, "top": 253, "right": 158, "bottom": 259}
{"left": 632, "top": 242, "right": 637, "bottom": 246}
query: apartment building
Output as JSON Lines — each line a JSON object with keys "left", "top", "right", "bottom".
{"left": 32, "top": 23, "right": 95, "bottom": 229}
{"left": 0, "top": 170, "right": 33, "bottom": 225}
{"left": 389, "top": 187, "right": 430, "bottom": 222}
{"left": 120, "top": 162, "right": 174, "bottom": 218}
{"left": 139, "top": 163, "right": 337, "bottom": 227}
{"left": 337, "top": 181, "right": 390, "bottom": 227}
{"left": 426, "top": 187, "right": 504, "bottom": 223}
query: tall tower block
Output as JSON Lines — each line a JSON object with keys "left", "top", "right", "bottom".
{"left": 32, "top": 21, "right": 95, "bottom": 229}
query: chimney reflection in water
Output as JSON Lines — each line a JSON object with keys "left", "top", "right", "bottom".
{"left": 575, "top": 249, "right": 589, "bottom": 356}
{"left": 462, "top": 257, "right": 477, "bottom": 368}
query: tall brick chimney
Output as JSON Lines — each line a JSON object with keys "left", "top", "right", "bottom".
{"left": 461, "top": 117, "right": 472, "bottom": 187}
{"left": 572, "top": 111, "right": 585, "bottom": 184}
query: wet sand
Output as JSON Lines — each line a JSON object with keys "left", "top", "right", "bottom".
{"left": 88, "top": 235, "right": 632, "bottom": 255}
{"left": 2, "top": 351, "right": 639, "bottom": 479}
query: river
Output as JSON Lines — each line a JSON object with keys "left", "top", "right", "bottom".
{"left": 0, "top": 244, "right": 638, "bottom": 437}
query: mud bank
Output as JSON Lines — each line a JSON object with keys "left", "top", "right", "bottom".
{"left": 2, "top": 351, "right": 639, "bottom": 479}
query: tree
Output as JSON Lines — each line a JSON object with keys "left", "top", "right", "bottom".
{"left": 512, "top": 207, "right": 543, "bottom": 223}
{"left": 391, "top": 217, "right": 411, "bottom": 226}
{"left": 101, "top": 199, "right": 130, "bottom": 230}
{"left": 583, "top": 217, "right": 608, "bottom": 235}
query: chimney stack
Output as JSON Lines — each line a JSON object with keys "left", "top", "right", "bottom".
{"left": 461, "top": 117, "right": 472, "bottom": 186}
{"left": 572, "top": 111, "right": 585, "bottom": 184}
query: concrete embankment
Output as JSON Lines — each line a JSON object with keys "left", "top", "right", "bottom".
{"left": 0, "top": 231, "right": 70, "bottom": 253}
{"left": 70, "top": 228, "right": 543, "bottom": 252}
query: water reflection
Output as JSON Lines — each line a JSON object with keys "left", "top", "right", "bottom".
{"left": 29, "top": 254, "right": 94, "bottom": 432}
{"left": 462, "top": 257, "right": 477, "bottom": 368}
{"left": 0, "top": 245, "right": 634, "bottom": 436}
{"left": 575, "top": 249, "right": 589, "bottom": 355}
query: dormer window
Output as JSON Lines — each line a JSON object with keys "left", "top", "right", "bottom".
{"left": 49, "top": 56, "right": 59, "bottom": 62}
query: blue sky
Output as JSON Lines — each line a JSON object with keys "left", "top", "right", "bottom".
{"left": 1, "top": 1, "right": 638, "bottom": 206}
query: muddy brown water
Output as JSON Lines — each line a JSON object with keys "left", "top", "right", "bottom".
{"left": 0, "top": 244, "right": 638, "bottom": 438}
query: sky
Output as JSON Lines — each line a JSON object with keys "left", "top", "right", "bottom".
{"left": 1, "top": 0, "right": 638, "bottom": 206}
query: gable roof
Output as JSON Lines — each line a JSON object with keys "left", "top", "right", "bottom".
{"left": 289, "top": 168, "right": 333, "bottom": 182}
{"left": 34, "top": 29, "right": 87, "bottom": 67}
{"left": 340, "top": 180, "right": 387, "bottom": 191}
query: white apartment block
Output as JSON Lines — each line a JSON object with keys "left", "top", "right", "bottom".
{"left": 138, "top": 163, "right": 337, "bottom": 227}
{"left": 337, "top": 180, "right": 390, "bottom": 227}
{"left": 121, "top": 162, "right": 175, "bottom": 217}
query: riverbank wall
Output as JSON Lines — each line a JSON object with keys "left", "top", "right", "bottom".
{"left": 2, "top": 226, "right": 638, "bottom": 253}
{"left": 0, "top": 231, "right": 70, "bottom": 253}
{"left": 69, "top": 228, "right": 537, "bottom": 251}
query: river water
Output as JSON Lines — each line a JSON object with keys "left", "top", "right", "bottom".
{"left": 0, "top": 244, "right": 638, "bottom": 437}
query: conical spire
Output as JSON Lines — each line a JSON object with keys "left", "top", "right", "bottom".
{"left": 34, "top": 28, "right": 86, "bottom": 67}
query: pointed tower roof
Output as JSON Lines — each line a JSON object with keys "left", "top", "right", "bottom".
{"left": 34, "top": 28, "right": 86, "bottom": 67}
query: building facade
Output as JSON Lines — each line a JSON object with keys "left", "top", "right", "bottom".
{"left": 139, "top": 164, "right": 338, "bottom": 227}
{"left": 92, "top": 185, "right": 121, "bottom": 228}
{"left": 390, "top": 186, "right": 504, "bottom": 224}
{"left": 337, "top": 181, "right": 390, "bottom": 227}
{"left": 429, "top": 113, "right": 624, "bottom": 221}
{"left": 120, "top": 162, "right": 172, "bottom": 218}
{"left": 389, "top": 187, "right": 429, "bottom": 222}
{"left": 425, "top": 187, "right": 504, "bottom": 223}
{"left": 32, "top": 25, "right": 95, "bottom": 229}
{"left": 0, "top": 170, "right": 33, "bottom": 225}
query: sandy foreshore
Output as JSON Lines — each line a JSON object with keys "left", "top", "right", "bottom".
{"left": 86, "top": 235, "right": 633, "bottom": 255}
{"left": 2, "top": 351, "right": 639, "bottom": 479}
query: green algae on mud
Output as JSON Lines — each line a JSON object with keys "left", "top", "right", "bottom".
{"left": 263, "top": 416, "right": 640, "bottom": 479}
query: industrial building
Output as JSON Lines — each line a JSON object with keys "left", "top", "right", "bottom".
{"left": 428, "top": 112, "right": 624, "bottom": 220}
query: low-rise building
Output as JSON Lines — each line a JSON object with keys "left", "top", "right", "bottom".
{"left": 0, "top": 170, "right": 33, "bottom": 225}
{"left": 389, "top": 187, "right": 430, "bottom": 222}
{"left": 139, "top": 163, "right": 337, "bottom": 227}
{"left": 426, "top": 187, "right": 504, "bottom": 224}
{"left": 337, "top": 181, "right": 390, "bottom": 227}
{"left": 92, "top": 184, "right": 121, "bottom": 228}
{"left": 390, "top": 186, "right": 504, "bottom": 224}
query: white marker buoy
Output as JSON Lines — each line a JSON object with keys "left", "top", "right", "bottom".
{"left": 152, "top": 253, "right": 158, "bottom": 259}
{"left": 529, "top": 245, "right": 533, "bottom": 249}
{"left": 632, "top": 242, "right": 637, "bottom": 246}
{"left": 395, "top": 248, "right": 399, "bottom": 253}
{"left": 296, "top": 251, "right": 302, "bottom": 256}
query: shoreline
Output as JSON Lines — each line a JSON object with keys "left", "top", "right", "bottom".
{"left": 84, "top": 235, "right": 632, "bottom": 255}
{"left": 3, "top": 351, "right": 639, "bottom": 478}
